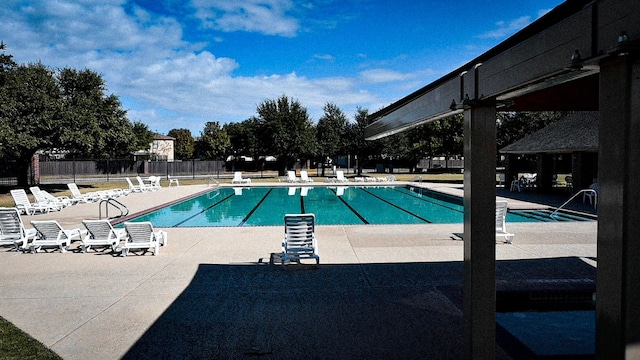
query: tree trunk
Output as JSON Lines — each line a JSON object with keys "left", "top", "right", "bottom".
{"left": 16, "top": 156, "right": 32, "bottom": 187}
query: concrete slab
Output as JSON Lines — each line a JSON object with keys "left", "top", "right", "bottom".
{"left": 0, "top": 182, "right": 597, "bottom": 359}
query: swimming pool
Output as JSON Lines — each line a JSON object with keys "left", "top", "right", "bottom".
{"left": 124, "top": 185, "right": 594, "bottom": 227}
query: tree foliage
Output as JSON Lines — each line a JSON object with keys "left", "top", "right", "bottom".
{"left": 496, "top": 111, "right": 565, "bottom": 149}
{"left": 316, "top": 102, "right": 348, "bottom": 175}
{"left": 255, "top": 95, "right": 316, "bottom": 175}
{"left": 167, "top": 128, "right": 195, "bottom": 160}
{"left": 196, "top": 121, "right": 230, "bottom": 160}
{"left": 0, "top": 45, "right": 138, "bottom": 185}
{"left": 344, "top": 107, "right": 381, "bottom": 175}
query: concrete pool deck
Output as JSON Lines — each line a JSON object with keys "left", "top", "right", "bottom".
{"left": 0, "top": 182, "right": 597, "bottom": 359}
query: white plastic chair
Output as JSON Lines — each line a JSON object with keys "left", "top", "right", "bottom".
{"left": 300, "top": 171, "right": 314, "bottom": 183}
{"left": 0, "top": 207, "right": 37, "bottom": 250}
{"left": 231, "top": 172, "right": 251, "bottom": 184}
{"left": 10, "top": 189, "right": 53, "bottom": 215}
{"left": 168, "top": 175, "right": 180, "bottom": 187}
{"left": 286, "top": 171, "right": 299, "bottom": 183}
{"left": 281, "top": 214, "right": 319, "bottom": 267}
{"left": 335, "top": 171, "right": 349, "bottom": 183}
{"left": 495, "top": 201, "right": 515, "bottom": 244}
{"left": 82, "top": 220, "right": 127, "bottom": 253}
{"left": 121, "top": 222, "right": 166, "bottom": 256}
{"left": 30, "top": 220, "right": 85, "bottom": 253}
{"left": 67, "top": 183, "right": 100, "bottom": 203}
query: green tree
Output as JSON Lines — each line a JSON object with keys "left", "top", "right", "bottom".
{"left": 197, "top": 121, "right": 230, "bottom": 160}
{"left": 167, "top": 128, "right": 195, "bottom": 160}
{"left": 435, "top": 114, "right": 464, "bottom": 167}
{"left": 256, "top": 95, "right": 316, "bottom": 175}
{"left": 496, "top": 111, "right": 565, "bottom": 149}
{"left": 316, "top": 103, "right": 348, "bottom": 176}
{"left": 1, "top": 45, "right": 143, "bottom": 185}
{"left": 132, "top": 121, "right": 155, "bottom": 153}
{"left": 0, "top": 61, "right": 63, "bottom": 186}
{"left": 58, "top": 68, "right": 136, "bottom": 158}
{"left": 344, "top": 107, "right": 381, "bottom": 175}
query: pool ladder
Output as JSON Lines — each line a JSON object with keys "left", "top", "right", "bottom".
{"left": 550, "top": 189, "right": 597, "bottom": 219}
{"left": 99, "top": 198, "right": 129, "bottom": 220}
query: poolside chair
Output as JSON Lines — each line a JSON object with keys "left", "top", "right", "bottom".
{"left": 335, "top": 170, "right": 349, "bottom": 183}
{"left": 30, "top": 220, "right": 86, "bottom": 253}
{"left": 81, "top": 220, "right": 127, "bottom": 253}
{"left": 168, "top": 175, "right": 180, "bottom": 187}
{"left": 287, "top": 171, "right": 300, "bottom": 183}
{"left": 136, "top": 176, "right": 157, "bottom": 192}
{"left": 300, "top": 170, "right": 314, "bottom": 183}
{"left": 496, "top": 201, "right": 515, "bottom": 244}
{"left": 10, "top": 189, "right": 53, "bottom": 215}
{"left": 41, "top": 188, "right": 80, "bottom": 206}
{"left": 281, "top": 214, "right": 319, "bottom": 267}
{"left": 0, "top": 207, "right": 37, "bottom": 250}
{"left": 231, "top": 172, "right": 251, "bottom": 184}
{"left": 125, "top": 177, "right": 143, "bottom": 193}
{"left": 67, "top": 183, "right": 100, "bottom": 203}
{"left": 147, "top": 176, "right": 162, "bottom": 190}
{"left": 121, "top": 222, "right": 166, "bottom": 256}
{"left": 29, "top": 186, "right": 65, "bottom": 211}
{"left": 510, "top": 176, "right": 523, "bottom": 192}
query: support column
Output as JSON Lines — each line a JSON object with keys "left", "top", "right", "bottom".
{"left": 463, "top": 104, "right": 497, "bottom": 359}
{"left": 597, "top": 52, "right": 640, "bottom": 358}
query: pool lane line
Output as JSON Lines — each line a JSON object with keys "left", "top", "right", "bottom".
{"left": 329, "top": 188, "right": 368, "bottom": 224}
{"left": 300, "top": 194, "right": 305, "bottom": 214}
{"left": 360, "top": 187, "right": 431, "bottom": 223}
{"left": 172, "top": 192, "right": 235, "bottom": 227}
{"left": 239, "top": 188, "right": 274, "bottom": 226}
{"left": 393, "top": 187, "right": 463, "bottom": 214}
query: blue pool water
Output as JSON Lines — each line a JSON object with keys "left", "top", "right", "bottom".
{"left": 125, "top": 186, "right": 594, "bottom": 227}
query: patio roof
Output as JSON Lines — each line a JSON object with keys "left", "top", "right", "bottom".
{"left": 500, "top": 111, "right": 599, "bottom": 154}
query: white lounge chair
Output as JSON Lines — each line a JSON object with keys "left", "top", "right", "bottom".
{"left": 231, "top": 172, "right": 251, "bottom": 184}
{"left": 136, "top": 176, "right": 156, "bottom": 192}
{"left": 41, "top": 188, "right": 79, "bottom": 206}
{"left": 10, "top": 189, "right": 53, "bottom": 215}
{"left": 300, "top": 170, "right": 314, "bottom": 183}
{"left": 147, "top": 176, "right": 162, "bottom": 190}
{"left": 281, "top": 214, "right": 319, "bottom": 267}
{"left": 287, "top": 171, "right": 300, "bottom": 183}
{"left": 30, "top": 220, "right": 85, "bottom": 253}
{"left": 29, "top": 186, "right": 65, "bottom": 211}
{"left": 496, "top": 201, "right": 515, "bottom": 244}
{"left": 81, "top": 220, "right": 127, "bottom": 253}
{"left": 0, "top": 207, "right": 37, "bottom": 250}
{"left": 168, "top": 175, "right": 180, "bottom": 187}
{"left": 121, "top": 222, "right": 166, "bottom": 256}
{"left": 335, "top": 171, "right": 349, "bottom": 183}
{"left": 67, "top": 183, "right": 100, "bottom": 203}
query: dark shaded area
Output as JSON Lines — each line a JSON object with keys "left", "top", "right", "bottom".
{"left": 123, "top": 257, "right": 596, "bottom": 360}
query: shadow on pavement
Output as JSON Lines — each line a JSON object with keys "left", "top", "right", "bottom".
{"left": 122, "top": 257, "right": 596, "bottom": 360}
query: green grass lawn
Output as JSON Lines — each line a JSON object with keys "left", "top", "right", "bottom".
{"left": 0, "top": 317, "right": 62, "bottom": 360}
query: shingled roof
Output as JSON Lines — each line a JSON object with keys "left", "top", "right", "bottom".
{"left": 500, "top": 112, "right": 598, "bottom": 154}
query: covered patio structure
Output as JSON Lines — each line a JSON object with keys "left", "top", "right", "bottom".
{"left": 365, "top": 0, "right": 639, "bottom": 358}
{"left": 500, "top": 111, "right": 599, "bottom": 193}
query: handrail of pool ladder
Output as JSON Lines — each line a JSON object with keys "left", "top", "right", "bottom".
{"left": 550, "top": 189, "right": 597, "bottom": 219}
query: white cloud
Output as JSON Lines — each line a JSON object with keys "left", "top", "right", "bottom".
{"left": 313, "top": 54, "right": 335, "bottom": 61}
{"left": 477, "top": 15, "right": 531, "bottom": 39}
{"left": 190, "top": 0, "right": 299, "bottom": 37}
{"left": 359, "top": 69, "right": 411, "bottom": 84}
{"left": 0, "top": 0, "right": 417, "bottom": 134}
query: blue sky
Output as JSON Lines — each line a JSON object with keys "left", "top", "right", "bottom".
{"left": 1, "top": 0, "right": 563, "bottom": 135}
